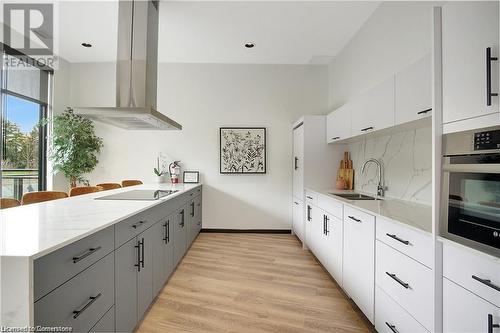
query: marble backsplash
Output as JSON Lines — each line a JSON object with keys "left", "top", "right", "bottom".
{"left": 348, "top": 126, "right": 432, "bottom": 205}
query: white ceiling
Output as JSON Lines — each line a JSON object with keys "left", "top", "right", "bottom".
{"left": 54, "top": 1, "right": 379, "bottom": 64}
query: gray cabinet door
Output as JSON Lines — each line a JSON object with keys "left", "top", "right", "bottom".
{"left": 173, "top": 206, "right": 187, "bottom": 267}
{"left": 152, "top": 220, "right": 166, "bottom": 296}
{"left": 137, "top": 225, "right": 154, "bottom": 319}
{"left": 115, "top": 238, "right": 139, "bottom": 333}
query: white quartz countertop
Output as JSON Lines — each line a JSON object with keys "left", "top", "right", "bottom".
{"left": 0, "top": 183, "right": 201, "bottom": 259}
{"left": 307, "top": 188, "right": 432, "bottom": 233}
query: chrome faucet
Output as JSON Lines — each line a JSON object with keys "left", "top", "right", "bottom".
{"left": 361, "top": 158, "right": 386, "bottom": 198}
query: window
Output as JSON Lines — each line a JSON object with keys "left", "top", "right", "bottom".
{"left": 0, "top": 48, "right": 51, "bottom": 200}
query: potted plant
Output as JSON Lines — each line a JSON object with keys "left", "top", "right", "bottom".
{"left": 154, "top": 155, "right": 168, "bottom": 183}
{"left": 49, "top": 108, "right": 104, "bottom": 188}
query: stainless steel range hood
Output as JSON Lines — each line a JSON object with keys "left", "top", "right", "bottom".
{"left": 74, "top": 0, "right": 181, "bottom": 131}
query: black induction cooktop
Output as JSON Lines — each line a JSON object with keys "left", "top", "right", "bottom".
{"left": 95, "top": 190, "right": 178, "bottom": 201}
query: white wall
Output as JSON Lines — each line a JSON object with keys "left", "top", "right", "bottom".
{"left": 64, "top": 63, "right": 329, "bottom": 229}
{"left": 329, "top": 1, "right": 437, "bottom": 109}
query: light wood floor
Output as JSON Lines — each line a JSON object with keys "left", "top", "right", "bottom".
{"left": 137, "top": 233, "right": 373, "bottom": 333}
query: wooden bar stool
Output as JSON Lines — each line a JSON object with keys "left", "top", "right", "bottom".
{"left": 1, "top": 198, "right": 21, "bottom": 209}
{"left": 121, "top": 180, "right": 143, "bottom": 187}
{"left": 96, "top": 183, "right": 122, "bottom": 191}
{"left": 21, "top": 191, "right": 68, "bottom": 205}
{"left": 69, "top": 186, "right": 104, "bottom": 197}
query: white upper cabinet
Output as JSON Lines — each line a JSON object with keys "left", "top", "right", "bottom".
{"left": 327, "top": 104, "right": 351, "bottom": 143}
{"left": 442, "top": 1, "right": 500, "bottom": 128}
{"left": 351, "top": 77, "right": 395, "bottom": 137}
{"left": 395, "top": 54, "right": 432, "bottom": 125}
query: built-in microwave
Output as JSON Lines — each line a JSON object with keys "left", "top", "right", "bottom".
{"left": 442, "top": 125, "right": 500, "bottom": 257}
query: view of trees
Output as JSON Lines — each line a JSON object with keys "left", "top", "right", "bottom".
{"left": 2, "top": 120, "right": 39, "bottom": 170}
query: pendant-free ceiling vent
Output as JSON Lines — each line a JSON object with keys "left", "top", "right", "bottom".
{"left": 73, "top": 0, "right": 182, "bottom": 131}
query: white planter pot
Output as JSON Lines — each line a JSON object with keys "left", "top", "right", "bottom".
{"left": 156, "top": 175, "right": 168, "bottom": 183}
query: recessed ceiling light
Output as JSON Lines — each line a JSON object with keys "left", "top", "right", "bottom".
{"left": 244, "top": 42, "right": 255, "bottom": 49}
{"left": 81, "top": 43, "right": 92, "bottom": 48}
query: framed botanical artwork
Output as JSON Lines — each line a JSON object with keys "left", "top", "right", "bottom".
{"left": 220, "top": 127, "right": 266, "bottom": 174}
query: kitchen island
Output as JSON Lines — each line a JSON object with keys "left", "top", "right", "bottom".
{"left": 0, "top": 183, "right": 202, "bottom": 332}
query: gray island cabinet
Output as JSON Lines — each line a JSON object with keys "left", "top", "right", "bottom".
{"left": 0, "top": 184, "right": 202, "bottom": 333}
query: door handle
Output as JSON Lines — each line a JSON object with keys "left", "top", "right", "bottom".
{"left": 140, "top": 238, "right": 145, "bottom": 268}
{"left": 361, "top": 126, "right": 374, "bottom": 132}
{"left": 331, "top": 136, "right": 340, "bottom": 140}
{"left": 323, "top": 215, "right": 326, "bottom": 235}
{"left": 472, "top": 275, "right": 500, "bottom": 292}
{"left": 385, "top": 322, "right": 399, "bottom": 333}
{"left": 72, "top": 246, "right": 101, "bottom": 263}
{"left": 134, "top": 240, "right": 141, "bottom": 272}
{"left": 386, "top": 272, "right": 410, "bottom": 289}
{"left": 325, "top": 215, "right": 330, "bottom": 235}
{"left": 348, "top": 215, "right": 361, "bottom": 223}
{"left": 488, "top": 314, "right": 500, "bottom": 333}
{"left": 294, "top": 157, "right": 299, "bottom": 170}
{"left": 132, "top": 221, "right": 145, "bottom": 229}
{"left": 73, "top": 293, "right": 102, "bottom": 319}
{"left": 487, "top": 47, "right": 498, "bottom": 106}
{"left": 180, "top": 209, "right": 185, "bottom": 227}
{"left": 307, "top": 205, "right": 312, "bottom": 221}
{"left": 163, "top": 221, "right": 170, "bottom": 244}
{"left": 417, "top": 108, "right": 432, "bottom": 115}
{"left": 191, "top": 202, "right": 195, "bottom": 217}
{"left": 386, "top": 233, "right": 410, "bottom": 245}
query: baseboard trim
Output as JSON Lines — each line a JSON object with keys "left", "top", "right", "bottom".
{"left": 201, "top": 228, "right": 292, "bottom": 234}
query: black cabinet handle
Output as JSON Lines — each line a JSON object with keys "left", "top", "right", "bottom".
{"left": 331, "top": 136, "right": 340, "bottom": 140}
{"left": 163, "top": 221, "right": 170, "bottom": 244}
{"left": 325, "top": 215, "right": 330, "bottom": 235}
{"left": 307, "top": 205, "right": 312, "bottom": 222}
{"left": 386, "top": 272, "right": 410, "bottom": 289}
{"left": 361, "top": 126, "right": 374, "bottom": 132}
{"left": 140, "top": 238, "right": 145, "bottom": 268}
{"left": 488, "top": 314, "right": 500, "bottom": 333}
{"left": 134, "top": 239, "right": 142, "bottom": 271}
{"left": 132, "top": 221, "right": 145, "bottom": 229}
{"left": 487, "top": 47, "right": 498, "bottom": 106}
{"left": 180, "top": 209, "right": 185, "bottom": 227}
{"left": 306, "top": 196, "right": 313, "bottom": 200}
{"left": 348, "top": 215, "right": 361, "bottom": 223}
{"left": 385, "top": 322, "right": 399, "bottom": 333}
{"left": 191, "top": 202, "right": 195, "bottom": 217}
{"left": 73, "top": 293, "right": 102, "bottom": 319}
{"left": 72, "top": 246, "right": 101, "bottom": 263}
{"left": 386, "top": 233, "right": 410, "bottom": 245}
{"left": 323, "top": 215, "right": 326, "bottom": 235}
{"left": 294, "top": 201, "right": 299, "bottom": 205}
{"left": 294, "top": 157, "right": 299, "bottom": 170}
{"left": 417, "top": 108, "right": 432, "bottom": 115}
{"left": 472, "top": 275, "right": 500, "bottom": 292}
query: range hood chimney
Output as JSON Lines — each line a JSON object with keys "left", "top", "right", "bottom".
{"left": 73, "top": 0, "right": 181, "bottom": 130}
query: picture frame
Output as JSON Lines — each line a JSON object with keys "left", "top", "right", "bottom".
{"left": 219, "top": 127, "right": 266, "bottom": 174}
{"left": 183, "top": 171, "right": 200, "bottom": 183}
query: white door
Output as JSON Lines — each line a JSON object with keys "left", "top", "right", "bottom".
{"left": 292, "top": 199, "right": 304, "bottom": 242}
{"left": 351, "top": 77, "right": 395, "bottom": 137}
{"left": 292, "top": 125, "right": 304, "bottom": 199}
{"left": 395, "top": 54, "right": 432, "bottom": 125}
{"left": 442, "top": 1, "right": 500, "bottom": 124}
{"left": 342, "top": 206, "right": 375, "bottom": 323}
{"left": 327, "top": 105, "right": 352, "bottom": 143}
{"left": 309, "top": 205, "right": 324, "bottom": 258}
{"left": 443, "top": 277, "right": 500, "bottom": 333}
{"left": 305, "top": 202, "right": 314, "bottom": 250}
{"left": 322, "top": 212, "right": 343, "bottom": 286}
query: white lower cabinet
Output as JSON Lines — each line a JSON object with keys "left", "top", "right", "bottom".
{"left": 343, "top": 206, "right": 375, "bottom": 323}
{"left": 375, "top": 286, "right": 429, "bottom": 333}
{"left": 292, "top": 198, "right": 304, "bottom": 242}
{"left": 321, "top": 211, "right": 343, "bottom": 286}
{"left": 376, "top": 241, "right": 433, "bottom": 330}
{"left": 443, "top": 277, "right": 500, "bottom": 333}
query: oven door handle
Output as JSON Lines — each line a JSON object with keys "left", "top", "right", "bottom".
{"left": 442, "top": 163, "right": 500, "bottom": 174}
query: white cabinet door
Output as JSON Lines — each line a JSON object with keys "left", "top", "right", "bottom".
{"left": 305, "top": 202, "right": 314, "bottom": 250}
{"left": 443, "top": 277, "right": 500, "bottom": 333}
{"left": 442, "top": 1, "right": 500, "bottom": 125}
{"left": 395, "top": 54, "right": 432, "bottom": 125}
{"left": 327, "top": 105, "right": 351, "bottom": 143}
{"left": 292, "top": 199, "right": 304, "bottom": 243}
{"left": 343, "top": 206, "right": 376, "bottom": 323}
{"left": 351, "top": 77, "right": 395, "bottom": 137}
{"left": 292, "top": 125, "right": 304, "bottom": 199}
{"left": 309, "top": 205, "right": 324, "bottom": 260}
{"left": 322, "top": 212, "right": 343, "bottom": 286}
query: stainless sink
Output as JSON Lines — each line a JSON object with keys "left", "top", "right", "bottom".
{"left": 331, "top": 193, "right": 379, "bottom": 201}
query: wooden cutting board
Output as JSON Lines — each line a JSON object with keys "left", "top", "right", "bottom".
{"left": 337, "top": 152, "right": 354, "bottom": 190}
